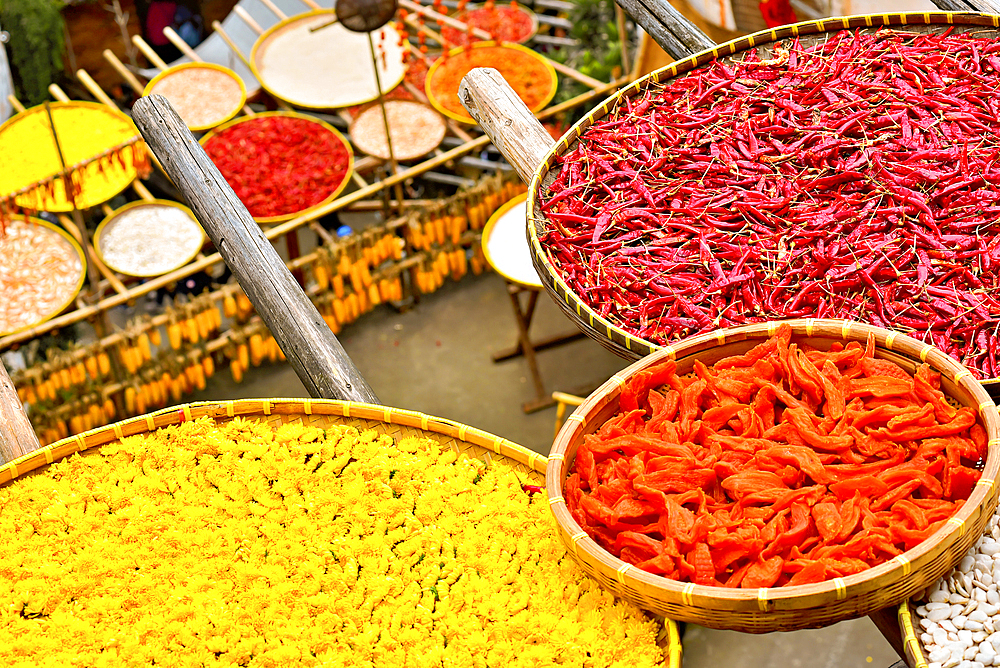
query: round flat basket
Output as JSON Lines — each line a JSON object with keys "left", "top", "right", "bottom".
{"left": 440, "top": 2, "right": 539, "bottom": 46}
{"left": 348, "top": 100, "right": 446, "bottom": 161}
{"left": 0, "top": 101, "right": 140, "bottom": 212}
{"left": 200, "top": 112, "right": 354, "bottom": 224}
{"left": 0, "top": 216, "right": 85, "bottom": 336}
{"left": 94, "top": 199, "right": 205, "bottom": 277}
{"left": 482, "top": 193, "right": 542, "bottom": 289}
{"left": 547, "top": 319, "right": 1000, "bottom": 632}
{"left": 425, "top": 41, "right": 556, "bottom": 124}
{"left": 524, "top": 14, "right": 1000, "bottom": 373}
{"left": 0, "top": 399, "right": 682, "bottom": 668}
{"left": 143, "top": 62, "right": 246, "bottom": 132}
{"left": 250, "top": 10, "right": 407, "bottom": 110}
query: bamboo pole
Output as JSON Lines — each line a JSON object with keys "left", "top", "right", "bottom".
{"left": 405, "top": 15, "right": 446, "bottom": 46}
{"left": 212, "top": 20, "right": 256, "bottom": 70}
{"left": 77, "top": 69, "right": 120, "bottom": 108}
{"left": 233, "top": 6, "right": 264, "bottom": 35}
{"left": 8, "top": 95, "right": 25, "bottom": 113}
{"left": 48, "top": 84, "right": 71, "bottom": 102}
{"left": 132, "top": 34, "right": 171, "bottom": 70}
{"left": 257, "top": 0, "right": 288, "bottom": 20}
{"left": 103, "top": 49, "right": 146, "bottom": 95}
{"left": 398, "top": 0, "right": 492, "bottom": 40}
{"left": 59, "top": 213, "right": 128, "bottom": 295}
{"left": 0, "top": 77, "right": 629, "bottom": 350}
{"left": 615, "top": 3, "right": 632, "bottom": 76}
{"left": 298, "top": 0, "right": 322, "bottom": 8}
{"left": 132, "top": 180, "right": 156, "bottom": 202}
{"left": 543, "top": 56, "right": 606, "bottom": 90}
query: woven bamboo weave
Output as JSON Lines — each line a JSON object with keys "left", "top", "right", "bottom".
{"left": 0, "top": 398, "right": 682, "bottom": 666}
{"left": 899, "top": 601, "right": 930, "bottom": 668}
{"left": 524, "top": 13, "right": 1000, "bottom": 364}
{"left": 547, "top": 319, "right": 1000, "bottom": 633}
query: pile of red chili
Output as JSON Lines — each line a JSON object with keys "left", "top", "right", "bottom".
{"left": 203, "top": 115, "right": 350, "bottom": 219}
{"left": 565, "top": 325, "right": 987, "bottom": 588}
{"left": 539, "top": 28, "right": 1000, "bottom": 378}
{"left": 440, "top": 3, "right": 535, "bottom": 46}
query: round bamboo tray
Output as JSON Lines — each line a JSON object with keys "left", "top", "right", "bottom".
{"left": 426, "top": 41, "right": 557, "bottom": 124}
{"left": 524, "top": 13, "right": 1000, "bottom": 363}
{"left": 143, "top": 62, "right": 246, "bottom": 133}
{"left": 0, "top": 101, "right": 139, "bottom": 212}
{"left": 482, "top": 192, "right": 542, "bottom": 289}
{"left": 93, "top": 199, "right": 205, "bottom": 277}
{"left": 899, "top": 600, "right": 931, "bottom": 668}
{"left": 0, "top": 215, "right": 86, "bottom": 337}
{"left": 199, "top": 111, "right": 354, "bottom": 224}
{"left": 249, "top": 10, "right": 408, "bottom": 110}
{"left": 0, "top": 398, "right": 683, "bottom": 667}
{"left": 441, "top": 2, "right": 540, "bottom": 46}
{"left": 546, "top": 318, "right": 1000, "bottom": 633}
{"left": 348, "top": 100, "right": 447, "bottom": 161}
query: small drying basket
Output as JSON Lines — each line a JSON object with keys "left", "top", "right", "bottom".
{"left": 0, "top": 398, "right": 683, "bottom": 667}
{"left": 546, "top": 319, "right": 1000, "bottom": 633}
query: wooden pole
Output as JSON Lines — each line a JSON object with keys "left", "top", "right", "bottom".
{"left": 131, "top": 95, "right": 379, "bottom": 403}
{"left": 103, "top": 49, "right": 146, "bottom": 95}
{"left": 0, "top": 358, "right": 41, "bottom": 466}
{"left": 132, "top": 35, "right": 171, "bottom": 71}
{"left": 613, "top": 0, "right": 715, "bottom": 60}
{"left": 457, "top": 68, "right": 555, "bottom": 184}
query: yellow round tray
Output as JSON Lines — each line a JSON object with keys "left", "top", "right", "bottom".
{"left": 93, "top": 199, "right": 206, "bottom": 277}
{"left": 0, "top": 101, "right": 140, "bottom": 212}
{"left": 425, "top": 41, "right": 557, "bottom": 124}
{"left": 0, "top": 215, "right": 86, "bottom": 336}
{"left": 199, "top": 111, "right": 354, "bottom": 224}
{"left": 442, "top": 2, "right": 540, "bottom": 46}
{"left": 250, "top": 10, "right": 408, "bottom": 110}
{"left": 481, "top": 193, "right": 542, "bottom": 289}
{"left": 143, "top": 62, "right": 247, "bottom": 133}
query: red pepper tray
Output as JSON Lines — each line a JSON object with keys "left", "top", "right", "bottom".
{"left": 520, "top": 13, "right": 1000, "bottom": 395}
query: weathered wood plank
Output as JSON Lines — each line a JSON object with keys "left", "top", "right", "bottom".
{"left": 131, "top": 95, "right": 379, "bottom": 404}
{"left": 458, "top": 68, "right": 555, "bottom": 184}
{"left": 0, "top": 358, "right": 40, "bottom": 466}
{"left": 615, "top": 0, "right": 716, "bottom": 60}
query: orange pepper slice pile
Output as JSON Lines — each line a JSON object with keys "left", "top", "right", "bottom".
{"left": 566, "top": 324, "right": 987, "bottom": 588}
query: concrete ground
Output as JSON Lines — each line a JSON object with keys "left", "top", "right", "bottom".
{"left": 188, "top": 269, "right": 905, "bottom": 668}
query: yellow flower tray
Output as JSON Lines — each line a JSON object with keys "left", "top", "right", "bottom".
{"left": 0, "top": 399, "right": 682, "bottom": 667}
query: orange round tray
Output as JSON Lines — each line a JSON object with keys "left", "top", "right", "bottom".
{"left": 425, "top": 42, "right": 557, "bottom": 124}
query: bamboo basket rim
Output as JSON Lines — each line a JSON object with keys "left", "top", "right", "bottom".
{"left": 481, "top": 192, "right": 543, "bottom": 290}
{"left": 346, "top": 99, "right": 447, "bottom": 162}
{"left": 424, "top": 40, "right": 558, "bottom": 124}
{"left": 142, "top": 62, "right": 247, "bottom": 133}
{"left": 0, "top": 215, "right": 87, "bottom": 337}
{"left": 198, "top": 111, "right": 355, "bottom": 224}
{"left": 0, "top": 397, "right": 683, "bottom": 668}
{"left": 248, "top": 10, "right": 408, "bottom": 111}
{"left": 523, "top": 11, "right": 1000, "bottom": 365}
{"left": 0, "top": 100, "right": 140, "bottom": 213}
{"left": 546, "top": 318, "right": 1000, "bottom": 630}
{"left": 447, "top": 2, "right": 541, "bottom": 45}
{"left": 93, "top": 199, "right": 206, "bottom": 277}
{"left": 898, "top": 600, "right": 929, "bottom": 668}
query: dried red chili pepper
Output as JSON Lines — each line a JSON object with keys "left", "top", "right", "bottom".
{"left": 538, "top": 28, "right": 1000, "bottom": 378}
{"left": 203, "top": 115, "right": 350, "bottom": 220}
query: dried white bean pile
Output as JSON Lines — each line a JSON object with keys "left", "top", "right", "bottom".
{"left": 98, "top": 205, "right": 203, "bottom": 277}
{"left": 916, "top": 513, "right": 1000, "bottom": 668}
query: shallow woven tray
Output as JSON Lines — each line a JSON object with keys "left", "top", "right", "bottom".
{"left": 0, "top": 215, "right": 86, "bottom": 337}
{"left": 199, "top": 111, "right": 354, "bottom": 224}
{"left": 0, "top": 398, "right": 682, "bottom": 666}
{"left": 348, "top": 100, "right": 447, "bottom": 161}
{"left": 250, "top": 11, "right": 407, "bottom": 110}
{"left": 547, "top": 318, "right": 1000, "bottom": 633}
{"left": 93, "top": 199, "right": 205, "bottom": 277}
{"left": 441, "top": 2, "right": 540, "bottom": 46}
{"left": 426, "top": 41, "right": 557, "bottom": 124}
{"left": 0, "top": 101, "right": 139, "bottom": 212}
{"left": 143, "top": 62, "right": 246, "bottom": 133}
{"left": 899, "top": 600, "right": 931, "bottom": 668}
{"left": 525, "top": 13, "right": 1000, "bottom": 365}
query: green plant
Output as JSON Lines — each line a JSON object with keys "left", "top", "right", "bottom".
{"left": 547, "top": 0, "right": 636, "bottom": 123}
{"left": 0, "top": 0, "right": 66, "bottom": 105}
